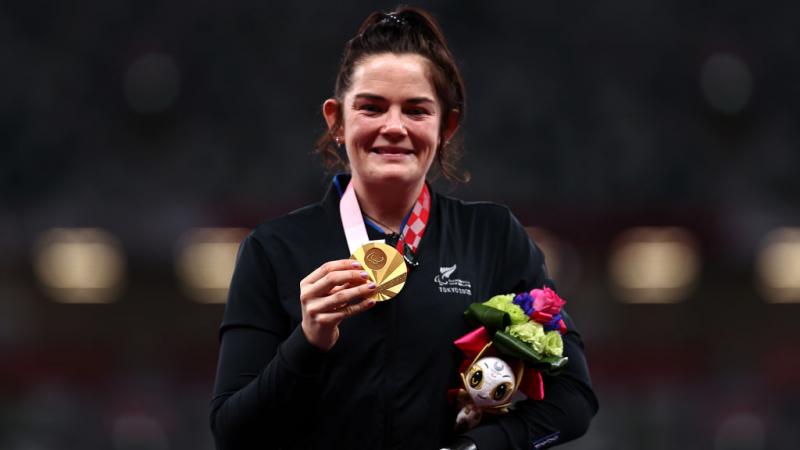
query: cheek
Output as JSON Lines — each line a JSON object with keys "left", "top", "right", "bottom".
{"left": 409, "top": 123, "right": 440, "bottom": 150}
{"left": 346, "top": 117, "right": 380, "bottom": 145}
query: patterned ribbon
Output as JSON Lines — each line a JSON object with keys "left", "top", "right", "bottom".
{"left": 396, "top": 183, "right": 430, "bottom": 255}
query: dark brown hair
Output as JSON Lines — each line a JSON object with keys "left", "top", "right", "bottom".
{"left": 315, "top": 6, "right": 469, "bottom": 183}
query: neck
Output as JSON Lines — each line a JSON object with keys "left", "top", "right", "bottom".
{"left": 351, "top": 176, "right": 424, "bottom": 233}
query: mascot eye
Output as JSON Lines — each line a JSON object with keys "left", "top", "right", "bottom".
{"left": 469, "top": 369, "right": 483, "bottom": 389}
{"left": 492, "top": 382, "right": 512, "bottom": 401}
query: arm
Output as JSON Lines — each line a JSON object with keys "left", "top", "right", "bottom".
{"left": 463, "top": 210, "right": 599, "bottom": 449}
{"left": 210, "top": 232, "right": 376, "bottom": 449}
{"left": 209, "top": 233, "right": 328, "bottom": 449}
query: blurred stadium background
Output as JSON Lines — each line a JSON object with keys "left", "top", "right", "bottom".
{"left": 2, "top": 0, "right": 799, "bottom": 449}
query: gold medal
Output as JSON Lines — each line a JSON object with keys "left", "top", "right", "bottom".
{"left": 351, "top": 242, "right": 408, "bottom": 301}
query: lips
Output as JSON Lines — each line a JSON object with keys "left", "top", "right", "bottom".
{"left": 371, "top": 146, "right": 414, "bottom": 155}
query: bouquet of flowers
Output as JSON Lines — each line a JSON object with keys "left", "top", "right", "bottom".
{"left": 452, "top": 287, "right": 569, "bottom": 431}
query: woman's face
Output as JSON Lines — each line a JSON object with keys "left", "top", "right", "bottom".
{"left": 324, "top": 53, "right": 455, "bottom": 189}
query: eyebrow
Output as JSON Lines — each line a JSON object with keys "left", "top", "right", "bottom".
{"left": 353, "top": 93, "right": 436, "bottom": 104}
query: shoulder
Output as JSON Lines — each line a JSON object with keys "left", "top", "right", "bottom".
{"left": 248, "top": 201, "right": 329, "bottom": 249}
{"left": 435, "top": 192, "right": 519, "bottom": 229}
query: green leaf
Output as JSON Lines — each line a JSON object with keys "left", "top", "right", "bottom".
{"left": 493, "top": 331, "right": 569, "bottom": 375}
{"left": 464, "top": 303, "right": 510, "bottom": 333}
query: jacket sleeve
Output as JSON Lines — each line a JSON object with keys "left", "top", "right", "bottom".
{"left": 463, "top": 210, "right": 599, "bottom": 450}
{"left": 210, "top": 232, "right": 328, "bottom": 449}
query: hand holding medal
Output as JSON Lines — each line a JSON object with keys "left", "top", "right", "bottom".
{"left": 299, "top": 258, "right": 379, "bottom": 351}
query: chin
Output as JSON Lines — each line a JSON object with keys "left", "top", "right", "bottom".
{"left": 364, "top": 168, "right": 420, "bottom": 187}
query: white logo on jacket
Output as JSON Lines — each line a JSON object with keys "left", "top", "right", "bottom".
{"left": 434, "top": 264, "right": 472, "bottom": 296}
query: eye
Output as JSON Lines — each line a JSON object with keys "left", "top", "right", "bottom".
{"left": 405, "top": 106, "right": 432, "bottom": 117}
{"left": 491, "top": 382, "right": 513, "bottom": 401}
{"left": 468, "top": 369, "right": 483, "bottom": 389}
{"left": 358, "top": 103, "right": 382, "bottom": 114}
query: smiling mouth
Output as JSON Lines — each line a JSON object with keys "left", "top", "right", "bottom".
{"left": 371, "top": 147, "right": 414, "bottom": 155}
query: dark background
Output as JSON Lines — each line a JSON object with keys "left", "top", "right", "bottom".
{"left": 2, "top": 0, "right": 799, "bottom": 449}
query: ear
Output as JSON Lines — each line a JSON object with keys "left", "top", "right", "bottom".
{"left": 442, "top": 108, "right": 460, "bottom": 143}
{"left": 322, "top": 98, "right": 341, "bottom": 136}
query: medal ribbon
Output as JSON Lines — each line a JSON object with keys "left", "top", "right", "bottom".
{"left": 340, "top": 182, "right": 370, "bottom": 255}
{"left": 397, "top": 183, "right": 430, "bottom": 256}
{"left": 339, "top": 180, "right": 431, "bottom": 257}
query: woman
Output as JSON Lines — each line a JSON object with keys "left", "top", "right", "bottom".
{"left": 211, "top": 7, "right": 597, "bottom": 450}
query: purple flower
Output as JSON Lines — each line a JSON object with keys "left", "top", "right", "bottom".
{"left": 543, "top": 313, "right": 562, "bottom": 331}
{"left": 513, "top": 292, "right": 534, "bottom": 316}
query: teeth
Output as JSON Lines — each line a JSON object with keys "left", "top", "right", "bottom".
{"left": 373, "top": 148, "right": 411, "bottom": 155}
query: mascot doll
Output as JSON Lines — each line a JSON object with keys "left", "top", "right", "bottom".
{"left": 452, "top": 287, "right": 569, "bottom": 432}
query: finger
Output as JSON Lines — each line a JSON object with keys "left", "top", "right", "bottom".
{"left": 329, "top": 282, "right": 351, "bottom": 295}
{"left": 315, "top": 294, "right": 378, "bottom": 324}
{"left": 309, "top": 269, "right": 369, "bottom": 299}
{"left": 306, "top": 281, "right": 377, "bottom": 315}
{"left": 302, "top": 259, "right": 363, "bottom": 286}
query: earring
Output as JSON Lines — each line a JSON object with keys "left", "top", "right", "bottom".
{"left": 335, "top": 136, "right": 343, "bottom": 147}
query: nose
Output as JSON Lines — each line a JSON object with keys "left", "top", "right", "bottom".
{"left": 380, "top": 107, "right": 407, "bottom": 141}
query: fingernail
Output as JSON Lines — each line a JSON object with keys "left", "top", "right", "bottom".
{"left": 360, "top": 271, "right": 369, "bottom": 279}
{"left": 367, "top": 282, "right": 376, "bottom": 289}
{"left": 351, "top": 261, "right": 362, "bottom": 268}
{"left": 367, "top": 300, "right": 376, "bottom": 307}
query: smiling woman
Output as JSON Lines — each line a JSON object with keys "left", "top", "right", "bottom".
{"left": 316, "top": 8, "right": 467, "bottom": 187}
{"left": 323, "top": 52, "right": 454, "bottom": 231}
{"left": 210, "top": 6, "right": 597, "bottom": 450}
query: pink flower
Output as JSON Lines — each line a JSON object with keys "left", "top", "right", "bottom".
{"left": 530, "top": 287, "right": 566, "bottom": 315}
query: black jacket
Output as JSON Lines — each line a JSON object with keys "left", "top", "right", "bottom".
{"left": 211, "top": 176, "right": 598, "bottom": 449}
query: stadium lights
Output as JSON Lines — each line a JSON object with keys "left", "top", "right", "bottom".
{"left": 175, "top": 228, "right": 249, "bottom": 304}
{"left": 32, "top": 228, "right": 126, "bottom": 304}
{"left": 525, "top": 227, "right": 563, "bottom": 282}
{"left": 756, "top": 227, "right": 800, "bottom": 303}
{"left": 525, "top": 227, "right": 581, "bottom": 290}
{"left": 609, "top": 227, "right": 701, "bottom": 304}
